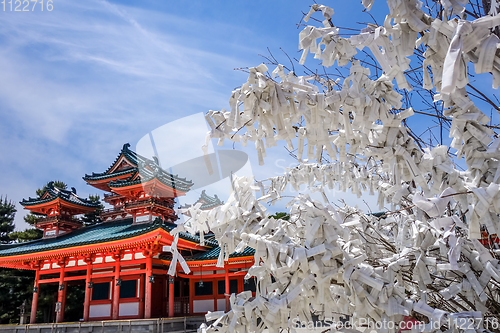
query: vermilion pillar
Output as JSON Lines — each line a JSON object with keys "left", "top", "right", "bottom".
{"left": 144, "top": 256, "right": 152, "bottom": 318}
{"left": 83, "top": 264, "right": 92, "bottom": 321}
{"left": 56, "top": 262, "right": 66, "bottom": 323}
{"left": 225, "top": 266, "right": 230, "bottom": 311}
{"left": 112, "top": 259, "right": 121, "bottom": 319}
{"left": 138, "top": 276, "right": 145, "bottom": 318}
{"left": 30, "top": 268, "right": 40, "bottom": 324}
{"left": 168, "top": 275, "right": 174, "bottom": 317}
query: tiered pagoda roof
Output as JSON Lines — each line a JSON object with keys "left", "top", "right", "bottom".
{"left": 21, "top": 182, "right": 99, "bottom": 213}
{"left": 108, "top": 163, "right": 193, "bottom": 193}
{"left": 84, "top": 143, "right": 193, "bottom": 195}
{"left": 83, "top": 143, "right": 139, "bottom": 185}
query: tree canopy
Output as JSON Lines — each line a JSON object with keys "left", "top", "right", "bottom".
{"left": 0, "top": 197, "right": 15, "bottom": 244}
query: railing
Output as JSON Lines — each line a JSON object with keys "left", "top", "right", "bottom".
{"left": 35, "top": 216, "right": 80, "bottom": 225}
{"left": 100, "top": 207, "right": 126, "bottom": 219}
{"left": 103, "top": 193, "right": 122, "bottom": 199}
{"left": 100, "top": 207, "right": 125, "bottom": 214}
{"left": 125, "top": 198, "right": 174, "bottom": 210}
{"left": 0, "top": 317, "right": 206, "bottom": 333}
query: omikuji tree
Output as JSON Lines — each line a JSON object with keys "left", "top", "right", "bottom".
{"left": 172, "top": 1, "right": 500, "bottom": 333}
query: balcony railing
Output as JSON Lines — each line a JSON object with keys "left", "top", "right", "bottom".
{"left": 100, "top": 207, "right": 126, "bottom": 218}
{"left": 35, "top": 215, "right": 81, "bottom": 225}
{"left": 103, "top": 193, "right": 121, "bottom": 199}
{"left": 124, "top": 198, "right": 174, "bottom": 210}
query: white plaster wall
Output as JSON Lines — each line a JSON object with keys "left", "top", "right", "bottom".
{"left": 93, "top": 270, "right": 113, "bottom": 274}
{"left": 89, "top": 304, "right": 111, "bottom": 318}
{"left": 121, "top": 267, "right": 139, "bottom": 272}
{"left": 41, "top": 263, "right": 50, "bottom": 270}
{"left": 105, "top": 256, "right": 115, "bottom": 263}
{"left": 216, "top": 299, "right": 226, "bottom": 312}
{"left": 77, "top": 259, "right": 86, "bottom": 266}
{"left": 122, "top": 253, "right": 133, "bottom": 261}
{"left": 135, "top": 253, "right": 146, "bottom": 259}
{"left": 193, "top": 299, "right": 214, "bottom": 313}
{"left": 66, "top": 260, "right": 75, "bottom": 267}
{"left": 119, "top": 302, "right": 139, "bottom": 316}
{"left": 45, "top": 230, "right": 56, "bottom": 237}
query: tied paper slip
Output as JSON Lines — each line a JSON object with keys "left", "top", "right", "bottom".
{"left": 191, "top": 1, "right": 500, "bottom": 332}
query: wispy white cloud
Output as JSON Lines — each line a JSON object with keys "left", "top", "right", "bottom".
{"left": 0, "top": 0, "right": 262, "bottom": 229}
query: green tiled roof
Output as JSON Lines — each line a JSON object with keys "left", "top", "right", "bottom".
{"left": 185, "top": 246, "right": 255, "bottom": 261}
{"left": 83, "top": 168, "right": 137, "bottom": 182}
{"left": 21, "top": 182, "right": 99, "bottom": 208}
{"left": 109, "top": 167, "right": 193, "bottom": 192}
{"left": 0, "top": 218, "right": 216, "bottom": 258}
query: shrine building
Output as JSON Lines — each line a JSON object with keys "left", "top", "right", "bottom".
{"left": 0, "top": 144, "right": 255, "bottom": 323}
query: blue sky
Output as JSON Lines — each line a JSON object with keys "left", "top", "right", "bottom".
{"left": 0, "top": 0, "right": 390, "bottom": 230}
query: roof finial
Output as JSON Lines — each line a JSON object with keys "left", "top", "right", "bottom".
{"left": 122, "top": 143, "right": 131, "bottom": 151}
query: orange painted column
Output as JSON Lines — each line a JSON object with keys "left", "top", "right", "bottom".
{"left": 138, "top": 276, "right": 144, "bottom": 318}
{"left": 168, "top": 275, "right": 174, "bottom": 317}
{"left": 189, "top": 278, "right": 194, "bottom": 316}
{"left": 83, "top": 264, "right": 92, "bottom": 321}
{"left": 30, "top": 268, "right": 40, "bottom": 324}
{"left": 144, "top": 256, "right": 152, "bottom": 318}
{"left": 112, "top": 259, "right": 121, "bottom": 319}
{"left": 56, "top": 262, "right": 66, "bottom": 323}
{"left": 225, "top": 266, "right": 230, "bottom": 312}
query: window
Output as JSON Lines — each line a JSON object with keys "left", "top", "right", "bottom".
{"left": 194, "top": 281, "right": 213, "bottom": 296}
{"left": 174, "top": 281, "right": 180, "bottom": 297}
{"left": 218, "top": 279, "right": 238, "bottom": 295}
{"left": 244, "top": 278, "right": 256, "bottom": 293}
{"left": 92, "top": 282, "right": 110, "bottom": 301}
{"left": 119, "top": 279, "right": 137, "bottom": 298}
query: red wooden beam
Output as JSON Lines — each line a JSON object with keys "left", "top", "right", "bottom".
{"left": 144, "top": 256, "right": 152, "bottom": 319}
{"left": 225, "top": 266, "right": 230, "bottom": 311}
{"left": 30, "top": 268, "right": 40, "bottom": 324}
{"left": 168, "top": 275, "right": 174, "bottom": 317}
{"left": 83, "top": 264, "right": 91, "bottom": 321}
{"left": 112, "top": 258, "right": 120, "bottom": 320}
{"left": 56, "top": 264, "right": 66, "bottom": 323}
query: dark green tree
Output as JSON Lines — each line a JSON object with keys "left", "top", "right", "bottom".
{"left": 35, "top": 180, "right": 67, "bottom": 197}
{"left": 81, "top": 195, "right": 103, "bottom": 226}
{"left": 9, "top": 229, "right": 43, "bottom": 243}
{"left": 0, "top": 270, "right": 36, "bottom": 324}
{"left": 0, "top": 196, "right": 35, "bottom": 324}
{"left": 0, "top": 197, "right": 16, "bottom": 244}
{"left": 269, "top": 212, "right": 290, "bottom": 221}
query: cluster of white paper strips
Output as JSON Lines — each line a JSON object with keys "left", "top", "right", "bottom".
{"left": 176, "top": 1, "right": 500, "bottom": 332}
